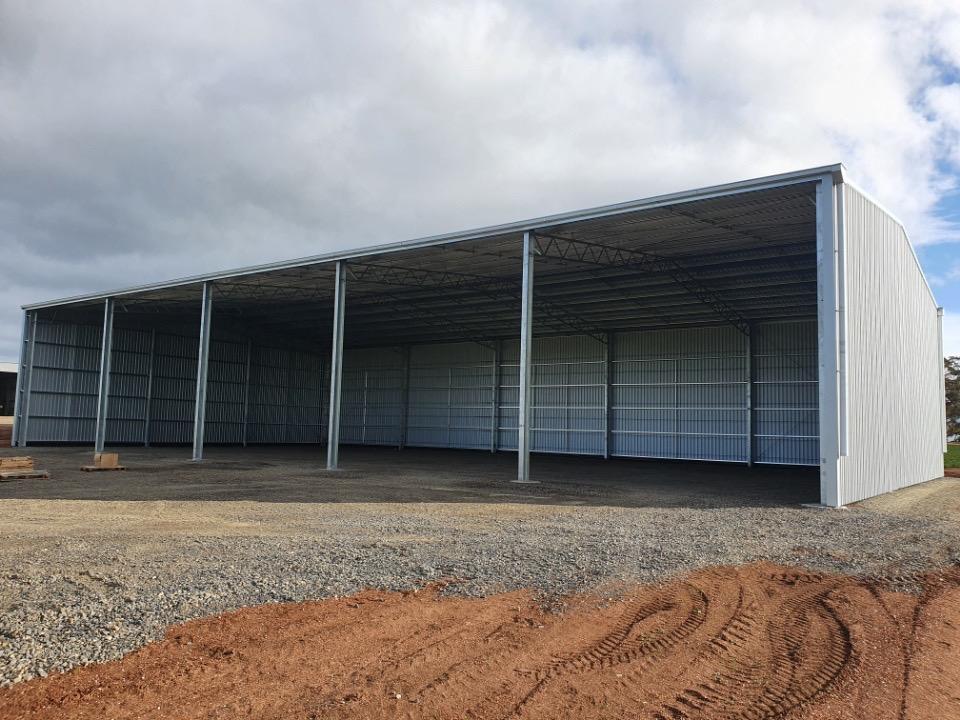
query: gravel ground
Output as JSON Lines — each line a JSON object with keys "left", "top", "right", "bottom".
{"left": 1, "top": 446, "right": 958, "bottom": 686}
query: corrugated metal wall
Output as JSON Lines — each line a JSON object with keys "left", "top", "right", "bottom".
{"left": 837, "top": 185, "right": 944, "bottom": 504}
{"left": 408, "top": 342, "right": 495, "bottom": 450}
{"left": 28, "top": 322, "right": 101, "bottom": 442}
{"left": 151, "top": 332, "right": 197, "bottom": 444}
{"left": 612, "top": 326, "right": 748, "bottom": 462}
{"left": 753, "top": 321, "right": 819, "bottom": 465}
{"left": 341, "top": 347, "right": 404, "bottom": 446}
{"left": 498, "top": 335, "right": 606, "bottom": 455}
{"left": 24, "top": 319, "right": 818, "bottom": 466}
{"left": 25, "top": 324, "right": 326, "bottom": 446}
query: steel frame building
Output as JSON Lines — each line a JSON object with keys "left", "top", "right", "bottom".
{"left": 10, "top": 165, "right": 947, "bottom": 505}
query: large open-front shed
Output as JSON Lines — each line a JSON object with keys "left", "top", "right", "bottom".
{"left": 10, "top": 165, "right": 946, "bottom": 505}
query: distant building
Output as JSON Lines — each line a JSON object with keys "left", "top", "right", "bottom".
{"left": 0, "top": 362, "right": 16, "bottom": 447}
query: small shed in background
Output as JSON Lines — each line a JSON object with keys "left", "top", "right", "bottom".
{"left": 0, "top": 362, "right": 17, "bottom": 446}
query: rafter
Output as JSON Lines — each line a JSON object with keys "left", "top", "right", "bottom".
{"left": 347, "top": 262, "right": 608, "bottom": 343}
{"left": 361, "top": 290, "right": 497, "bottom": 350}
{"left": 530, "top": 232, "right": 752, "bottom": 336}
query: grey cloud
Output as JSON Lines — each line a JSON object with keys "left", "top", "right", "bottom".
{"left": 1, "top": 0, "right": 959, "bottom": 361}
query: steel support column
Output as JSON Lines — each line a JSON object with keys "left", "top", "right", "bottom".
{"left": 94, "top": 298, "right": 115, "bottom": 454}
{"left": 746, "top": 327, "right": 753, "bottom": 466}
{"left": 514, "top": 232, "right": 537, "bottom": 483}
{"left": 604, "top": 331, "right": 614, "bottom": 459}
{"left": 192, "top": 282, "right": 214, "bottom": 462}
{"left": 836, "top": 184, "right": 850, "bottom": 458}
{"left": 143, "top": 329, "right": 156, "bottom": 447}
{"left": 327, "top": 261, "right": 347, "bottom": 469}
{"left": 938, "top": 307, "right": 947, "bottom": 454}
{"left": 241, "top": 338, "right": 253, "bottom": 447}
{"left": 490, "top": 340, "right": 501, "bottom": 453}
{"left": 816, "top": 175, "right": 841, "bottom": 506}
{"left": 11, "top": 311, "right": 37, "bottom": 448}
{"left": 398, "top": 345, "right": 411, "bottom": 449}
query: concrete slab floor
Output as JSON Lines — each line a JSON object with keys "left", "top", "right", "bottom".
{"left": 0, "top": 445, "right": 819, "bottom": 508}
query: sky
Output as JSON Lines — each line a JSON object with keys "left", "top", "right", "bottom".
{"left": 1, "top": 0, "right": 959, "bottom": 362}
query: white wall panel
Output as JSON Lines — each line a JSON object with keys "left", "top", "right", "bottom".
{"left": 753, "top": 321, "right": 819, "bottom": 465}
{"left": 837, "top": 185, "right": 944, "bottom": 503}
{"left": 497, "top": 335, "right": 605, "bottom": 455}
{"left": 24, "top": 321, "right": 819, "bottom": 469}
{"left": 612, "top": 326, "right": 750, "bottom": 462}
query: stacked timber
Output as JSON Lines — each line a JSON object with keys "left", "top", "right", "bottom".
{"left": 0, "top": 456, "right": 33, "bottom": 471}
{"left": 0, "top": 456, "right": 48, "bottom": 481}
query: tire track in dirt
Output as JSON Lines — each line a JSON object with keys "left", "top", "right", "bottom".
{"left": 3, "top": 562, "right": 960, "bottom": 720}
{"left": 649, "top": 573, "right": 853, "bottom": 720}
{"left": 505, "top": 582, "right": 710, "bottom": 718}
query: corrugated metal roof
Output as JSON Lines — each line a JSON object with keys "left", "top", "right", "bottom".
{"left": 27, "top": 165, "right": 843, "bottom": 349}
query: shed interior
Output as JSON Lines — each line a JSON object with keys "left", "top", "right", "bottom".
{"left": 23, "top": 182, "right": 821, "bottom": 466}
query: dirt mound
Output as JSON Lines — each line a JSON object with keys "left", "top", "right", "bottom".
{"left": 3, "top": 562, "right": 959, "bottom": 720}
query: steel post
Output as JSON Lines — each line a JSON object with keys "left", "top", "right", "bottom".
{"left": 399, "top": 345, "right": 411, "bottom": 449}
{"left": 327, "top": 261, "right": 346, "bottom": 469}
{"left": 938, "top": 307, "right": 947, "bottom": 453}
{"left": 94, "top": 298, "right": 115, "bottom": 454}
{"left": 490, "top": 340, "right": 500, "bottom": 453}
{"left": 11, "top": 311, "right": 37, "bottom": 447}
{"left": 515, "top": 232, "right": 537, "bottom": 483}
{"left": 746, "top": 326, "right": 753, "bottom": 466}
{"left": 604, "top": 331, "right": 613, "bottom": 459}
{"left": 143, "top": 329, "right": 156, "bottom": 447}
{"left": 816, "top": 174, "right": 840, "bottom": 506}
{"left": 836, "top": 183, "right": 849, "bottom": 457}
{"left": 241, "top": 338, "right": 253, "bottom": 447}
{"left": 192, "top": 282, "right": 213, "bottom": 461}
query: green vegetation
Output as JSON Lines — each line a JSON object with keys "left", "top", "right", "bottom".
{"left": 947, "top": 357, "right": 958, "bottom": 442}
{"left": 946, "top": 444, "right": 960, "bottom": 469}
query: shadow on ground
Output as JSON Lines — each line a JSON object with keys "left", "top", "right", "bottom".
{"left": 0, "top": 446, "right": 818, "bottom": 509}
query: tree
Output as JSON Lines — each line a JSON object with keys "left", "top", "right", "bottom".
{"left": 947, "top": 356, "right": 960, "bottom": 442}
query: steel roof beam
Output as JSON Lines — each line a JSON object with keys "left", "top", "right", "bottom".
{"left": 346, "top": 261, "right": 608, "bottom": 343}
{"left": 360, "top": 289, "right": 498, "bottom": 351}
{"left": 530, "top": 232, "right": 753, "bottom": 336}
{"left": 215, "top": 285, "right": 817, "bottom": 333}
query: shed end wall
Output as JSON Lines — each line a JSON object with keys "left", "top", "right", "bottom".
{"left": 837, "top": 184, "right": 944, "bottom": 504}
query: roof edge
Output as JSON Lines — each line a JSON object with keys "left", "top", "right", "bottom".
{"left": 23, "top": 163, "right": 842, "bottom": 311}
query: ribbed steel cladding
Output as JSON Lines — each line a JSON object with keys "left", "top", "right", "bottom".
{"left": 25, "top": 319, "right": 818, "bottom": 465}
{"left": 405, "top": 342, "right": 494, "bottom": 449}
{"left": 835, "top": 185, "right": 944, "bottom": 502}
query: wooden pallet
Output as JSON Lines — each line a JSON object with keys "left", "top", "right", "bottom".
{"left": 0, "top": 456, "right": 34, "bottom": 471}
{"left": 0, "top": 470, "right": 49, "bottom": 482}
{"left": 80, "top": 465, "right": 126, "bottom": 472}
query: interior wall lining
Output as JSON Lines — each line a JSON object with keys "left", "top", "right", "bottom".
{"left": 24, "top": 319, "right": 819, "bottom": 467}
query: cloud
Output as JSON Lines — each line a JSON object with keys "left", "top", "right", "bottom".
{"left": 928, "top": 259, "right": 960, "bottom": 287}
{"left": 1, "top": 0, "right": 960, "bottom": 361}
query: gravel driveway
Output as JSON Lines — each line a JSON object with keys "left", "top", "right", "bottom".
{"left": 1, "top": 446, "right": 958, "bottom": 686}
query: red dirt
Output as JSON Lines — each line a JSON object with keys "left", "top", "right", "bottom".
{"left": 3, "top": 562, "right": 959, "bottom": 720}
{"left": 944, "top": 468, "right": 960, "bottom": 478}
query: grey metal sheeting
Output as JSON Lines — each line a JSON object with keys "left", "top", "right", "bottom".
{"left": 24, "top": 320, "right": 819, "bottom": 466}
